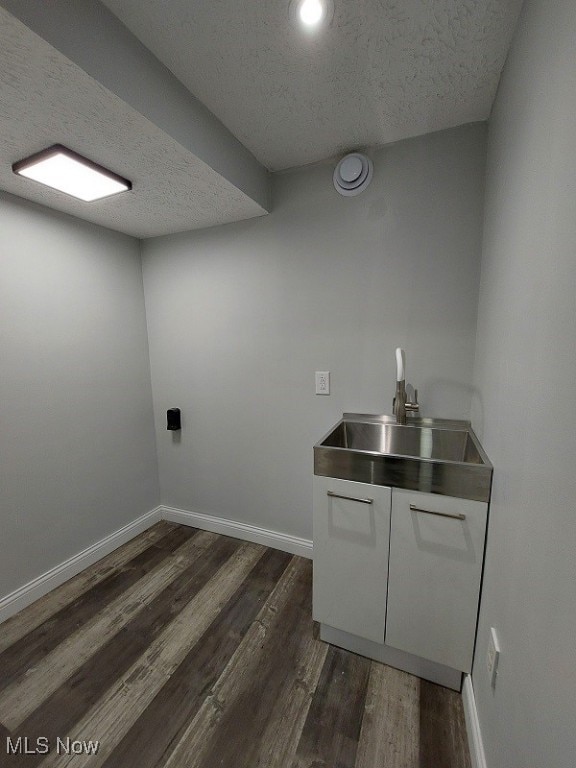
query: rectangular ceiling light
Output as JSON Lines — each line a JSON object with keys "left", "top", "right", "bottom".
{"left": 12, "top": 144, "right": 132, "bottom": 202}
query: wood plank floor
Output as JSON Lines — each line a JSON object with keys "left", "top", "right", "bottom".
{"left": 0, "top": 523, "right": 471, "bottom": 768}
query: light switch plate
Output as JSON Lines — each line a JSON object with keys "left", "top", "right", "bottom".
{"left": 315, "top": 371, "right": 330, "bottom": 395}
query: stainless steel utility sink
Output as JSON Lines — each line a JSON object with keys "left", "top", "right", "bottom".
{"left": 314, "top": 414, "right": 492, "bottom": 502}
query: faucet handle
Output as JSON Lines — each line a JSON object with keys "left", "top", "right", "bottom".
{"left": 405, "top": 388, "right": 419, "bottom": 413}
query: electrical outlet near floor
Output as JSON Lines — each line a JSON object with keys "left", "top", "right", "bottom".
{"left": 315, "top": 371, "right": 330, "bottom": 395}
{"left": 486, "top": 627, "right": 500, "bottom": 688}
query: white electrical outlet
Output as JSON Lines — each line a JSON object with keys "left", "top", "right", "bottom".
{"left": 315, "top": 371, "right": 330, "bottom": 395}
{"left": 486, "top": 627, "right": 500, "bottom": 688}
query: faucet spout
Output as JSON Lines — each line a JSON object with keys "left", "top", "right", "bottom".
{"left": 393, "top": 378, "right": 407, "bottom": 424}
{"left": 395, "top": 347, "right": 405, "bottom": 383}
{"left": 392, "top": 348, "right": 419, "bottom": 424}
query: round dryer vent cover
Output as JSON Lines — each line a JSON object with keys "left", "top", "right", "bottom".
{"left": 333, "top": 152, "right": 373, "bottom": 196}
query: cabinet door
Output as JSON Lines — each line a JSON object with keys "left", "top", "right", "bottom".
{"left": 385, "top": 488, "right": 488, "bottom": 672}
{"left": 313, "top": 477, "right": 391, "bottom": 644}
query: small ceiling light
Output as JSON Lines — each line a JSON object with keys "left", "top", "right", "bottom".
{"left": 299, "top": 0, "right": 324, "bottom": 25}
{"left": 290, "top": 0, "right": 333, "bottom": 29}
{"left": 12, "top": 145, "right": 131, "bottom": 202}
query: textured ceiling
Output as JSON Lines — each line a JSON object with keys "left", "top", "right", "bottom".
{"left": 0, "top": 7, "right": 267, "bottom": 238}
{"left": 0, "top": 0, "right": 523, "bottom": 236}
{"left": 101, "top": 0, "right": 524, "bottom": 171}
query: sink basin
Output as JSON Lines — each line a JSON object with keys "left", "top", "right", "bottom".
{"left": 314, "top": 414, "right": 492, "bottom": 502}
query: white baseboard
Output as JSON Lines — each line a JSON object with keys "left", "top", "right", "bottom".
{"left": 0, "top": 506, "right": 162, "bottom": 625}
{"left": 462, "top": 674, "right": 487, "bottom": 768}
{"left": 161, "top": 505, "right": 313, "bottom": 560}
{"left": 0, "top": 503, "right": 312, "bottom": 627}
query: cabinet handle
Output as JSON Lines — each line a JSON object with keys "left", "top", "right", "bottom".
{"left": 409, "top": 504, "right": 466, "bottom": 521}
{"left": 327, "top": 490, "right": 374, "bottom": 505}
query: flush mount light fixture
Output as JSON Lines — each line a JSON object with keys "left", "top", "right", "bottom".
{"left": 290, "top": 0, "right": 334, "bottom": 29}
{"left": 12, "top": 145, "right": 132, "bottom": 202}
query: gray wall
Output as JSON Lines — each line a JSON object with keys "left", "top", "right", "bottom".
{"left": 0, "top": 192, "right": 159, "bottom": 599}
{"left": 142, "top": 123, "right": 487, "bottom": 540}
{"left": 471, "top": 1, "right": 576, "bottom": 766}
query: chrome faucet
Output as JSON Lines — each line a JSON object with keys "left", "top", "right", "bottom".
{"left": 393, "top": 348, "right": 419, "bottom": 424}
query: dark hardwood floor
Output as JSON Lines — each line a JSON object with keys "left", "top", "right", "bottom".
{"left": 0, "top": 522, "right": 471, "bottom": 768}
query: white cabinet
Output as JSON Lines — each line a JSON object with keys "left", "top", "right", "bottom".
{"left": 385, "top": 488, "right": 488, "bottom": 673}
{"left": 313, "top": 477, "right": 391, "bottom": 644}
{"left": 313, "top": 478, "right": 489, "bottom": 677}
